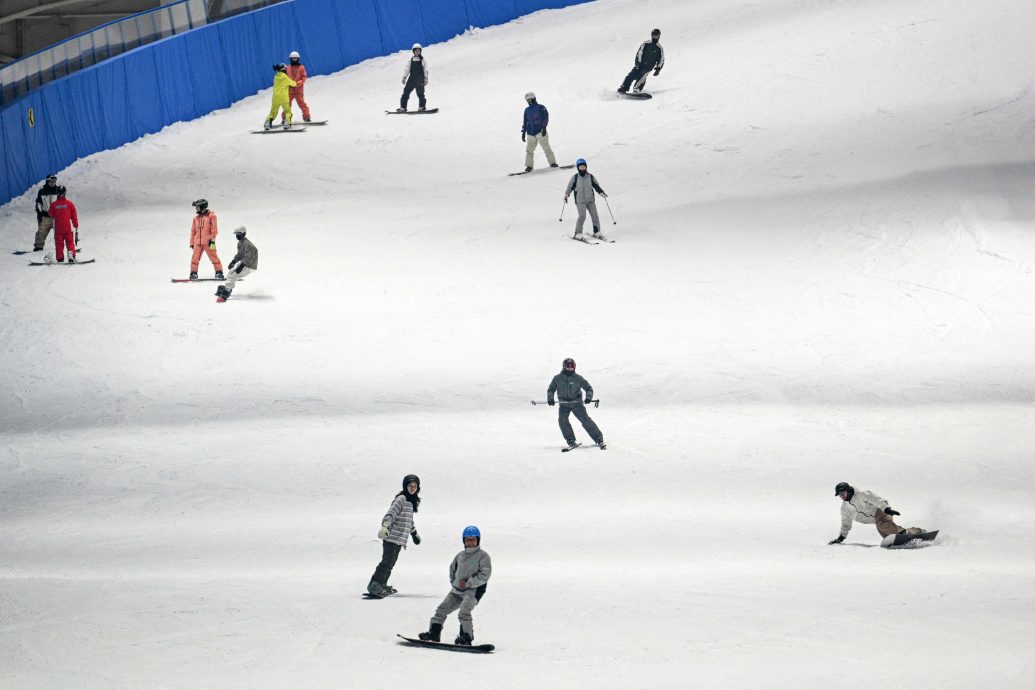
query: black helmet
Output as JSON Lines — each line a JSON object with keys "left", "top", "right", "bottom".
{"left": 192, "top": 198, "right": 208, "bottom": 213}
{"left": 562, "top": 358, "right": 576, "bottom": 371}
{"left": 56, "top": 185, "right": 67, "bottom": 196}
{"left": 651, "top": 28, "right": 661, "bottom": 38}
{"left": 402, "top": 474, "right": 420, "bottom": 491}
{"left": 834, "top": 482, "right": 853, "bottom": 497}
{"left": 274, "top": 63, "right": 286, "bottom": 72}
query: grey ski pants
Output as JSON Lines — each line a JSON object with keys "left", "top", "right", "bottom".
{"left": 575, "top": 200, "right": 601, "bottom": 235}
{"left": 524, "top": 133, "right": 557, "bottom": 169}
{"left": 224, "top": 266, "right": 254, "bottom": 293}
{"left": 558, "top": 402, "right": 603, "bottom": 445}
{"left": 371, "top": 541, "right": 401, "bottom": 585}
{"left": 34, "top": 216, "right": 53, "bottom": 250}
{"left": 431, "top": 590, "right": 480, "bottom": 637}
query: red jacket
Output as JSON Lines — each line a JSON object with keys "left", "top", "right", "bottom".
{"left": 48, "top": 197, "right": 78, "bottom": 232}
{"left": 190, "top": 210, "right": 218, "bottom": 246}
{"left": 286, "top": 64, "right": 307, "bottom": 93}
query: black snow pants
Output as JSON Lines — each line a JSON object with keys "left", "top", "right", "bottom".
{"left": 558, "top": 402, "right": 603, "bottom": 445}
{"left": 372, "top": 541, "right": 402, "bottom": 585}
{"left": 401, "top": 78, "right": 426, "bottom": 109}
{"left": 620, "top": 64, "right": 654, "bottom": 92}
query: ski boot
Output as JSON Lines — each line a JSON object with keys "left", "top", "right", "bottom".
{"left": 566, "top": 440, "right": 579, "bottom": 450}
{"left": 418, "top": 106, "right": 427, "bottom": 112}
{"left": 215, "top": 285, "right": 231, "bottom": 301}
{"left": 189, "top": 271, "right": 198, "bottom": 280}
{"left": 67, "top": 255, "right": 76, "bottom": 263}
{"left": 214, "top": 271, "right": 225, "bottom": 280}
{"left": 596, "top": 440, "right": 607, "bottom": 450}
{"left": 418, "top": 623, "right": 442, "bottom": 642}
{"left": 524, "top": 166, "right": 533, "bottom": 173}
{"left": 366, "top": 580, "right": 386, "bottom": 598}
{"left": 396, "top": 107, "right": 407, "bottom": 113}
{"left": 617, "top": 86, "right": 628, "bottom": 94}
{"left": 33, "top": 246, "right": 43, "bottom": 252}
{"left": 550, "top": 162, "right": 559, "bottom": 168}
{"left": 454, "top": 630, "right": 473, "bottom": 646}
{"left": 263, "top": 119, "right": 272, "bottom": 131}
{"left": 283, "top": 121, "right": 291, "bottom": 130}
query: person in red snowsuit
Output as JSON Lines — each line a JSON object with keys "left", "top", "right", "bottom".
{"left": 281, "top": 51, "right": 311, "bottom": 123}
{"left": 47, "top": 186, "right": 78, "bottom": 263}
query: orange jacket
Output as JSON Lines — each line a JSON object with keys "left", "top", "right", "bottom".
{"left": 190, "top": 210, "right": 218, "bottom": 246}
{"left": 286, "top": 64, "right": 307, "bottom": 93}
{"left": 48, "top": 197, "right": 78, "bottom": 232}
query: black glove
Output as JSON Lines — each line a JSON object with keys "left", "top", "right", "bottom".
{"left": 521, "top": 131, "right": 526, "bottom": 142}
{"left": 584, "top": 397, "right": 592, "bottom": 404}
{"left": 235, "top": 264, "right": 244, "bottom": 274}
{"left": 542, "top": 128, "right": 547, "bottom": 136}
{"left": 829, "top": 535, "right": 845, "bottom": 544}
{"left": 654, "top": 68, "right": 661, "bottom": 76}
{"left": 228, "top": 261, "right": 237, "bottom": 271}
{"left": 411, "top": 531, "right": 421, "bottom": 545}
{"left": 548, "top": 399, "right": 555, "bottom": 406}
{"left": 884, "top": 507, "right": 900, "bottom": 516}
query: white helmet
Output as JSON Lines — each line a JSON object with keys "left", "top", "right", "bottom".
{"left": 289, "top": 51, "right": 300, "bottom": 59}
{"left": 234, "top": 226, "right": 247, "bottom": 237}
{"left": 412, "top": 43, "right": 422, "bottom": 51}
{"left": 525, "top": 91, "right": 536, "bottom": 101}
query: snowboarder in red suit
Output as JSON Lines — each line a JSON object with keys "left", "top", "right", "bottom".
{"left": 47, "top": 186, "right": 78, "bottom": 263}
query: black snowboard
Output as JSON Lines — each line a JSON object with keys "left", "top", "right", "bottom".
{"left": 397, "top": 634, "right": 494, "bottom": 653}
{"left": 386, "top": 108, "right": 439, "bottom": 115}
{"left": 171, "top": 277, "right": 229, "bottom": 283}
{"left": 28, "top": 258, "right": 95, "bottom": 266}
{"left": 509, "top": 164, "right": 575, "bottom": 176}
{"left": 883, "top": 530, "right": 939, "bottom": 547}
{"left": 250, "top": 126, "right": 306, "bottom": 134}
{"left": 618, "top": 91, "right": 652, "bottom": 100}
{"left": 12, "top": 250, "right": 34, "bottom": 255}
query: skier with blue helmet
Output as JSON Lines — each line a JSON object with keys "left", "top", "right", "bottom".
{"left": 417, "top": 525, "right": 493, "bottom": 646}
{"left": 564, "top": 158, "right": 608, "bottom": 239}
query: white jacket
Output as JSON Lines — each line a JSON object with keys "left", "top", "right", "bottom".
{"left": 840, "top": 489, "right": 889, "bottom": 536}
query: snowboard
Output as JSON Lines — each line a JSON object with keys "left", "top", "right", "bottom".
{"left": 250, "top": 126, "right": 306, "bottom": 134}
{"left": 509, "top": 164, "right": 575, "bottom": 177}
{"left": 28, "top": 258, "right": 95, "bottom": 266}
{"left": 362, "top": 587, "right": 397, "bottom": 599}
{"left": 618, "top": 91, "right": 652, "bottom": 99}
{"left": 171, "top": 277, "right": 228, "bottom": 283}
{"left": 882, "top": 530, "right": 939, "bottom": 547}
{"left": 396, "top": 634, "right": 494, "bottom": 653}
{"left": 12, "top": 250, "right": 35, "bottom": 255}
{"left": 386, "top": 108, "right": 439, "bottom": 115}
{"left": 294, "top": 120, "right": 328, "bottom": 125}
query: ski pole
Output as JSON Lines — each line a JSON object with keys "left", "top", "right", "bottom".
{"left": 558, "top": 198, "right": 568, "bottom": 222}
{"left": 603, "top": 196, "right": 617, "bottom": 225}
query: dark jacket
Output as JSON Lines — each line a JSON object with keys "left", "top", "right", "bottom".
{"left": 229, "top": 237, "right": 258, "bottom": 270}
{"left": 635, "top": 40, "right": 665, "bottom": 70}
{"left": 35, "top": 183, "right": 61, "bottom": 220}
{"left": 548, "top": 370, "right": 594, "bottom": 404}
{"left": 522, "top": 102, "right": 549, "bottom": 136}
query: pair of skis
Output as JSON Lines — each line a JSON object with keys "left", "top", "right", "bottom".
{"left": 571, "top": 233, "right": 615, "bottom": 245}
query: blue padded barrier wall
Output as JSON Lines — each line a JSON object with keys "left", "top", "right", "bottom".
{"left": 374, "top": 0, "right": 428, "bottom": 54}
{"left": 420, "top": 0, "right": 469, "bottom": 45}
{"left": 1, "top": 0, "right": 593, "bottom": 207}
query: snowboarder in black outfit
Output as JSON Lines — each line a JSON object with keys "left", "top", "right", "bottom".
{"left": 547, "top": 358, "right": 605, "bottom": 449}
{"left": 617, "top": 28, "right": 665, "bottom": 94}
{"left": 33, "top": 174, "right": 61, "bottom": 251}
{"left": 398, "top": 43, "right": 429, "bottom": 112}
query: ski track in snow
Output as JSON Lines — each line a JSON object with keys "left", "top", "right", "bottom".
{"left": 2, "top": 0, "right": 1035, "bottom": 687}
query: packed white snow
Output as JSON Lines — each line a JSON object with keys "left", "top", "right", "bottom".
{"left": 2, "top": 0, "right": 1034, "bottom": 687}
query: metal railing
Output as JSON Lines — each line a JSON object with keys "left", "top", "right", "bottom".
{"left": 0, "top": 0, "right": 283, "bottom": 106}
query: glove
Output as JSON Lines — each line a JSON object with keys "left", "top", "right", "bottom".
{"left": 411, "top": 531, "right": 421, "bottom": 545}
{"left": 235, "top": 264, "right": 244, "bottom": 274}
{"left": 884, "top": 507, "right": 901, "bottom": 516}
{"left": 208, "top": 240, "right": 215, "bottom": 250}
{"left": 521, "top": 132, "right": 526, "bottom": 142}
{"left": 377, "top": 519, "right": 391, "bottom": 540}
{"left": 654, "top": 68, "right": 661, "bottom": 76}
{"left": 228, "top": 261, "right": 237, "bottom": 271}
{"left": 548, "top": 399, "right": 555, "bottom": 406}
{"left": 829, "top": 535, "right": 845, "bottom": 544}
{"left": 458, "top": 579, "right": 467, "bottom": 590}
{"left": 542, "top": 128, "right": 547, "bottom": 136}
{"left": 563, "top": 194, "right": 569, "bottom": 202}
{"left": 190, "top": 244, "right": 194, "bottom": 249}
{"left": 584, "top": 397, "right": 592, "bottom": 404}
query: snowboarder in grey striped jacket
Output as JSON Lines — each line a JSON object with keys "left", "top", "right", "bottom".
{"left": 367, "top": 474, "right": 421, "bottom": 597}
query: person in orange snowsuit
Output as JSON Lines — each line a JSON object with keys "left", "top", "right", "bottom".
{"left": 48, "top": 186, "right": 78, "bottom": 263}
{"left": 188, "top": 198, "right": 223, "bottom": 280}
{"left": 280, "top": 50, "right": 311, "bottom": 123}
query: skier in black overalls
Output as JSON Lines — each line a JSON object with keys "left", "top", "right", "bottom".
{"left": 398, "top": 43, "right": 429, "bottom": 112}
{"left": 617, "top": 28, "right": 665, "bottom": 94}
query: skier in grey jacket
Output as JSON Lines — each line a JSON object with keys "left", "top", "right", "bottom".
{"left": 548, "top": 357, "right": 605, "bottom": 449}
{"left": 417, "top": 525, "right": 492, "bottom": 646}
{"left": 564, "top": 158, "right": 608, "bottom": 239}
{"left": 215, "top": 226, "right": 258, "bottom": 301}
{"left": 367, "top": 474, "right": 422, "bottom": 597}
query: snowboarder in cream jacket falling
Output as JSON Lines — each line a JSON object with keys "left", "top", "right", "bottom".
{"left": 829, "top": 482, "right": 925, "bottom": 544}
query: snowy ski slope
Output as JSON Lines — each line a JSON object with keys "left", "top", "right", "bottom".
{"left": 1, "top": 0, "right": 1034, "bottom": 687}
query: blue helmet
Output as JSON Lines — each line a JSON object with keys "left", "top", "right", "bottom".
{"left": 576, "top": 158, "right": 587, "bottom": 168}
{"left": 462, "top": 525, "right": 481, "bottom": 543}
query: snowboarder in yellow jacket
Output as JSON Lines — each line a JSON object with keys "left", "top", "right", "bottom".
{"left": 264, "top": 64, "right": 297, "bottom": 130}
